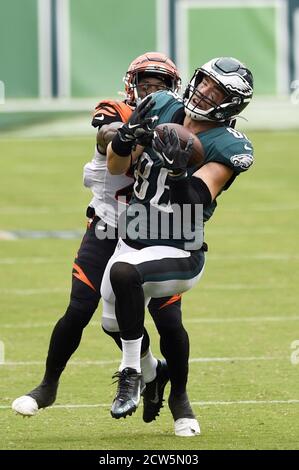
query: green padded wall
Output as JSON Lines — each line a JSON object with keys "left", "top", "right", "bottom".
{"left": 70, "top": 0, "right": 157, "bottom": 97}
{"left": 0, "top": 0, "right": 38, "bottom": 98}
{"left": 187, "top": 7, "right": 276, "bottom": 95}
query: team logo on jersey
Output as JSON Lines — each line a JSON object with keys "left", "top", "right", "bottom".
{"left": 230, "top": 154, "right": 253, "bottom": 170}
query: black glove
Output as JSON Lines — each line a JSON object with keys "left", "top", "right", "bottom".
{"left": 118, "top": 95, "right": 156, "bottom": 146}
{"left": 153, "top": 126, "right": 194, "bottom": 177}
{"left": 111, "top": 95, "right": 156, "bottom": 156}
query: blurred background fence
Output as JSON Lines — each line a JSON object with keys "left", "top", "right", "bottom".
{"left": 1, "top": 0, "right": 299, "bottom": 133}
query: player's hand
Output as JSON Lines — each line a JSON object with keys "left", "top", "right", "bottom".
{"left": 153, "top": 126, "right": 194, "bottom": 177}
{"left": 118, "top": 95, "right": 156, "bottom": 146}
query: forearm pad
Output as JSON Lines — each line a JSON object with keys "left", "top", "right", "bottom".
{"left": 169, "top": 176, "right": 212, "bottom": 209}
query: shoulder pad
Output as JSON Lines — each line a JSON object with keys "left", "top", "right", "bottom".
{"left": 91, "top": 100, "right": 133, "bottom": 128}
{"left": 213, "top": 127, "right": 254, "bottom": 173}
{"left": 147, "top": 90, "right": 183, "bottom": 117}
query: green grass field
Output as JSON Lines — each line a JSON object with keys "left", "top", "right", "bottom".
{"left": 0, "top": 132, "right": 299, "bottom": 450}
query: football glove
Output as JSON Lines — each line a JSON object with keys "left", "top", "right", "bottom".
{"left": 153, "top": 126, "right": 194, "bottom": 177}
{"left": 118, "top": 95, "right": 156, "bottom": 146}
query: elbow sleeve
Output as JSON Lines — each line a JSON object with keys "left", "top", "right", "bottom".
{"left": 169, "top": 176, "right": 212, "bottom": 209}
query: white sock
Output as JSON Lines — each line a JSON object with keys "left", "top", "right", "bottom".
{"left": 141, "top": 348, "right": 158, "bottom": 383}
{"left": 120, "top": 337, "right": 142, "bottom": 373}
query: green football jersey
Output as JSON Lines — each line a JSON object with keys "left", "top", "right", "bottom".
{"left": 126, "top": 91, "right": 254, "bottom": 249}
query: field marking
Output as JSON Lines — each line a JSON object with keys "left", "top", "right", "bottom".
{"left": 1, "top": 316, "right": 299, "bottom": 330}
{"left": 3, "top": 204, "right": 298, "bottom": 215}
{"left": 207, "top": 227, "right": 291, "bottom": 235}
{"left": 2, "top": 399, "right": 299, "bottom": 410}
{"left": 0, "top": 207, "right": 82, "bottom": 214}
{"left": 0, "top": 258, "right": 68, "bottom": 265}
{"left": 0, "top": 356, "right": 287, "bottom": 367}
{"left": 183, "top": 316, "right": 299, "bottom": 324}
{"left": 0, "top": 253, "right": 298, "bottom": 264}
{"left": 191, "top": 400, "right": 299, "bottom": 406}
{"left": 0, "top": 228, "right": 294, "bottom": 238}
{"left": 208, "top": 254, "right": 299, "bottom": 261}
{"left": 0, "top": 230, "right": 84, "bottom": 240}
{"left": 222, "top": 203, "right": 299, "bottom": 212}
{"left": 0, "top": 288, "right": 69, "bottom": 296}
{"left": 0, "top": 284, "right": 291, "bottom": 296}
{"left": 201, "top": 284, "right": 287, "bottom": 290}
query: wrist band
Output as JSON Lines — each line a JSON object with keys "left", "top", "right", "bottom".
{"left": 111, "top": 133, "right": 134, "bottom": 157}
{"left": 168, "top": 170, "right": 188, "bottom": 181}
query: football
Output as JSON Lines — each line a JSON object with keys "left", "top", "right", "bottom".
{"left": 154, "top": 122, "right": 205, "bottom": 167}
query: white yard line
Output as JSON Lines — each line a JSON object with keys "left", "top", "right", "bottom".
{"left": 0, "top": 258, "right": 68, "bottom": 265}
{"left": 207, "top": 254, "right": 299, "bottom": 261}
{"left": 0, "top": 356, "right": 286, "bottom": 367}
{"left": 189, "top": 356, "right": 281, "bottom": 363}
{"left": 1, "top": 316, "right": 299, "bottom": 329}
{"left": 0, "top": 207, "right": 82, "bottom": 214}
{"left": 182, "top": 316, "right": 299, "bottom": 324}
{"left": 0, "top": 254, "right": 298, "bottom": 264}
{"left": 0, "top": 288, "right": 69, "bottom": 295}
{"left": 2, "top": 399, "right": 299, "bottom": 410}
{"left": 0, "top": 284, "right": 290, "bottom": 296}
{"left": 199, "top": 284, "right": 287, "bottom": 290}
{"left": 190, "top": 399, "right": 299, "bottom": 406}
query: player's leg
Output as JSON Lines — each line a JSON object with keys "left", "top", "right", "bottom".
{"left": 102, "top": 240, "right": 205, "bottom": 421}
{"left": 12, "top": 217, "right": 115, "bottom": 416}
{"left": 142, "top": 296, "right": 185, "bottom": 423}
{"left": 148, "top": 296, "right": 200, "bottom": 436}
{"left": 100, "top": 240, "right": 156, "bottom": 419}
{"left": 12, "top": 221, "right": 156, "bottom": 416}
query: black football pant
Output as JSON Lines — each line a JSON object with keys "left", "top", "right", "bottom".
{"left": 44, "top": 216, "right": 189, "bottom": 396}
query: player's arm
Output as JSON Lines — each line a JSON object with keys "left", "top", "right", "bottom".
{"left": 192, "top": 162, "right": 233, "bottom": 200}
{"left": 83, "top": 100, "right": 133, "bottom": 188}
{"left": 107, "top": 142, "right": 143, "bottom": 175}
{"left": 92, "top": 100, "right": 133, "bottom": 154}
{"left": 97, "top": 122, "right": 123, "bottom": 154}
{"left": 107, "top": 95, "right": 156, "bottom": 175}
{"left": 153, "top": 127, "right": 233, "bottom": 208}
{"left": 165, "top": 162, "right": 233, "bottom": 211}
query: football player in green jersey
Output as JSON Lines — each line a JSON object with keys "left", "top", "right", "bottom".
{"left": 103, "top": 57, "right": 254, "bottom": 436}
{"left": 12, "top": 52, "right": 187, "bottom": 429}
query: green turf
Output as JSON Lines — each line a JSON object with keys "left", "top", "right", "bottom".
{"left": 0, "top": 112, "right": 90, "bottom": 132}
{"left": 0, "top": 132, "right": 299, "bottom": 449}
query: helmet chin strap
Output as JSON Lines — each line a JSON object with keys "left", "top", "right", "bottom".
{"left": 184, "top": 105, "right": 216, "bottom": 122}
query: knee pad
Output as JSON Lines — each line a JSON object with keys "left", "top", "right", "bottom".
{"left": 101, "top": 315, "right": 120, "bottom": 333}
{"left": 110, "top": 262, "right": 142, "bottom": 292}
{"left": 101, "top": 299, "right": 120, "bottom": 332}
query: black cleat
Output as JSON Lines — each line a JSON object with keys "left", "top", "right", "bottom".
{"left": 111, "top": 368, "right": 144, "bottom": 419}
{"left": 142, "top": 359, "right": 169, "bottom": 423}
{"left": 12, "top": 380, "right": 58, "bottom": 416}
